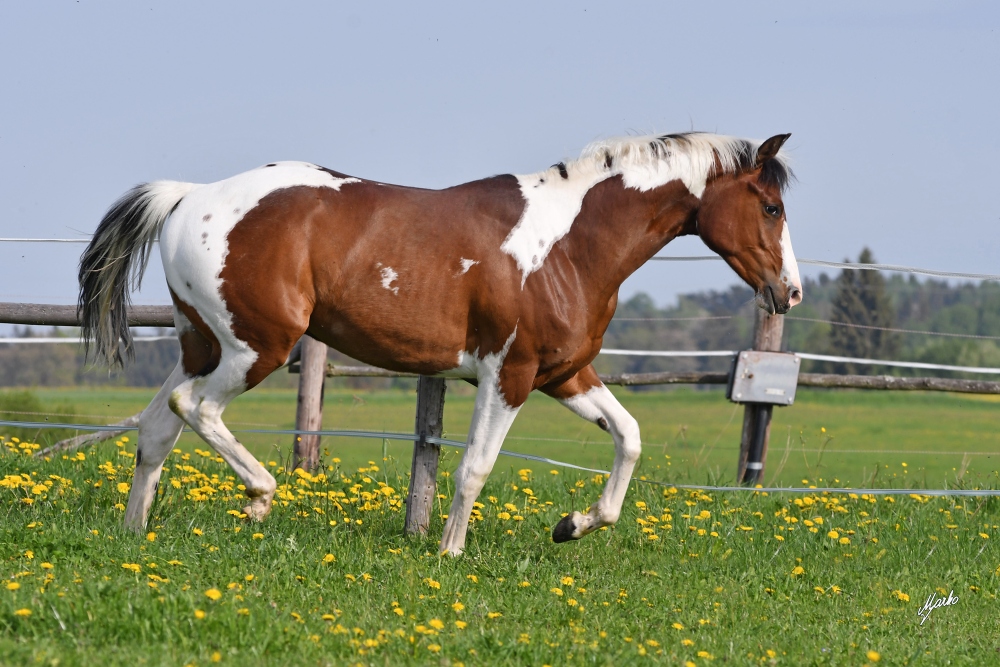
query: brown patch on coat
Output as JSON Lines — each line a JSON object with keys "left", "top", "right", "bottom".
{"left": 170, "top": 289, "right": 222, "bottom": 377}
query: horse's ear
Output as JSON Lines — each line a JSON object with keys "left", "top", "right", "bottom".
{"left": 756, "top": 134, "right": 791, "bottom": 165}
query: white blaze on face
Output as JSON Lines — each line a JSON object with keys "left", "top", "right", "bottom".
{"left": 779, "top": 221, "right": 802, "bottom": 307}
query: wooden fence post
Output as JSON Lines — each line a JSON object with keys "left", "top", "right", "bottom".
{"left": 737, "top": 309, "right": 785, "bottom": 484}
{"left": 404, "top": 376, "right": 446, "bottom": 535}
{"left": 293, "top": 336, "right": 327, "bottom": 472}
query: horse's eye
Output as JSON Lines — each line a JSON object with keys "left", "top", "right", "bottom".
{"left": 764, "top": 205, "right": 781, "bottom": 217}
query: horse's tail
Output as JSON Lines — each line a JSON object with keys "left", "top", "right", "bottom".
{"left": 78, "top": 180, "right": 200, "bottom": 368}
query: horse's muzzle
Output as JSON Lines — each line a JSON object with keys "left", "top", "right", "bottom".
{"left": 758, "top": 285, "right": 802, "bottom": 315}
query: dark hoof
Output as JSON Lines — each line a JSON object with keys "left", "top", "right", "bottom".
{"left": 552, "top": 515, "right": 578, "bottom": 543}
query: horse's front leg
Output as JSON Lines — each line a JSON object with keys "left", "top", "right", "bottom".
{"left": 542, "top": 365, "right": 641, "bottom": 542}
{"left": 439, "top": 347, "right": 531, "bottom": 556}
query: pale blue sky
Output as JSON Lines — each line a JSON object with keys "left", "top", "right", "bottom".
{"left": 1, "top": 1, "right": 997, "bottom": 307}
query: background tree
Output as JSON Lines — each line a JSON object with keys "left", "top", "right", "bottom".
{"left": 827, "top": 247, "right": 900, "bottom": 374}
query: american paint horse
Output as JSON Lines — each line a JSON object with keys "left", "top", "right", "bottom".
{"left": 79, "top": 132, "right": 802, "bottom": 555}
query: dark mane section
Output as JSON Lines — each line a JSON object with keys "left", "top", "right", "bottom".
{"left": 659, "top": 132, "right": 794, "bottom": 192}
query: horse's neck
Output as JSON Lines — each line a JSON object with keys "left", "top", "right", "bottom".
{"left": 568, "top": 178, "right": 699, "bottom": 298}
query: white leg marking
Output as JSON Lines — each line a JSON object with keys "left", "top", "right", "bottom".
{"left": 123, "top": 361, "right": 187, "bottom": 530}
{"left": 779, "top": 221, "right": 802, "bottom": 307}
{"left": 556, "top": 385, "right": 641, "bottom": 539}
{"left": 439, "top": 329, "right": 520, "bottom": 556}
{"left": 168, "top": 350, "right": 277, "bottom": 520}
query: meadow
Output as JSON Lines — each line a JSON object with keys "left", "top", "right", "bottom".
{"left": 2, "top": 385, "right": 1000, "bottom": 665}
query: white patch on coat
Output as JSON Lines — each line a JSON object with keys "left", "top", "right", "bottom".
{"left": 379, "top": 266, "right": 399, "bottom": 295}
{"left": 159, "top": 162, "right": 360, "bottom": 356}
{"left": 501, "top": 161, "right": 608, "bottom": 286}
{"left": 458, "top": 258, "right": 479, "bottom": 275}
{"left": 501, "top": 133, "right": 791, "bottom": 286}
{"left": 779, "top": 221, "right": 802, "bottom": 306}
{"left": 557, "top": 384, "right": 641, "bottom": 538}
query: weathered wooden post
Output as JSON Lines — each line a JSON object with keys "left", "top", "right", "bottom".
{"left": 737, "top": 309, "right": 784, "bottom": 484}
{"left": 404, "top": 376, "right": 446, "bottom": 535}
{"left": 293, "top": 336, "right": 327, "bottom": 471}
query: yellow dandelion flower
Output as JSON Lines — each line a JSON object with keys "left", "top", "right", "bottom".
{"left": 561, "top": 576, "right": 575, "bottom": 586}
{"left": 427, "top": 644, "right": 441, "bottom": 653}
{"left": 487, "top": 611, "right": 502, "bottom": 619}
{"left": 518, "top": 581, "right": 531, "bottom": 588}
{"left": 867, "top": 650, "right": 881, "bottom": 662}
{"left": 839, "top": 537, "right": 851, "bottom": 545}
{"left": 550, "top": 587, "right": 564, "bottom": 596}
{"left": 455, "top": 620, "right": 468, "bottom": 629}
{"left": 6, "top": 582, "right": 20, "bottom": 591}
{"left": 672, "top": 623, "right": 684, "bottom": 630}
{"left": 194, "top": 609, "right": 206, "bottom": 619}
{"left": 252, "top": 533, "right": 263, "bottom": 540}
{"left": 204, "top": 588, "right": 223, "bottom": 601}
{"left": 40, "top": 563, "right": 53, "bottom": 570}
{"left": 116, "top": 482, "right": 130, "bottom": 494}
{"left": 893, "top": 590, "right": 909, "bottom": 602}
{"left": 681, "top": 638, "right": 694, "bottom": 646}
{"left": 210, "top": 651, "right": 221, "bottom": 663}
{"left": 791, "top": 566, "right": 805, "bottom": 576}
{"left": 146, "top": 532, "right": 156, "bottom": 542}
{"left": 393, "top": 607, "right": 404, "bottom": 616}
{"left": 14, "top": 608, "right": 31, "bottom": 617}
{"left": 827, "top": 530, "right": 839, "bottom": 539}
{"left": 452, "top": 602, "right": 464, "bottom": 612}
{"left": 428, "top": 618, "right": 445, "bottom": 630}
{"left": 423, "top": 577, "right": 440, "bottom": 590}
{"left": 245, "top": 574, "right": 254, "bottom": 582}
{"left": 322, "top": 554, "right": 335, "bottom": 564}
{"left": 192, "top": 528, "right": 203, "bottom": 536}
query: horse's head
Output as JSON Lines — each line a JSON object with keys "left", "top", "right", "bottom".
{"left": 696, "top": 133, "right": 802, "bottom": 314}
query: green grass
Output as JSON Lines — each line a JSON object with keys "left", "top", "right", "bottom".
{"left": 2, "top": 386, "right": 1000, "bottom": 665}
{"left": 21, "top": 384, "right": 1000, "bottom": 488}
{"left": 3, "top": 441, "right": 1000, "bottom": 666}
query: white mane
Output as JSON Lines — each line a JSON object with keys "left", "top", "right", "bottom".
{"left": 572, "top": 132, "right": 790, "bottom": 198}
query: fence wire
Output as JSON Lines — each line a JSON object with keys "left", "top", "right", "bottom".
{"left": 6, "top": 419, "right": 1000, "bottom": 497}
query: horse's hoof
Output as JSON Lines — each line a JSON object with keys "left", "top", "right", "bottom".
{"left": 242, "top": 494, "right": 273, "bottom": 522}
{"left": 552, "top": 514, "right": 579, "bottom": 543}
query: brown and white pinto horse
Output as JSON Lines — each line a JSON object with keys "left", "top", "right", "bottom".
{"left": 79, "top": 132, "right": 802, "bottom": 555}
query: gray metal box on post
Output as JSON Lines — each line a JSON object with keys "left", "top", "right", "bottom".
{"left": 728, "top": 349, "right": 801, "bottom": 484}
{"left": 726, "top": 309, "right": 798, "bottom": 484}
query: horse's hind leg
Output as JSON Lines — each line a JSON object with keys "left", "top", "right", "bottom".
{"left": 123, "top": 361, "right": 187, "bottom": 530}
{"left": 541, "top": 365, "right": 641, "bottom": 542}
{"left": 168, "top": 346, "right": 286, "bottom": 521}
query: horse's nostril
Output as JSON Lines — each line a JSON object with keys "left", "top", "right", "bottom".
{"left": 789, "top": 287, "right": 802, "bottom": 305}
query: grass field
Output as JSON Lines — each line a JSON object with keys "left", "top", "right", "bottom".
{"left": 2, "top": 386, "right": 1000, "bottom": 665}
{"left": 17, "top": 383, "right": 1000, "bottom": 488}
